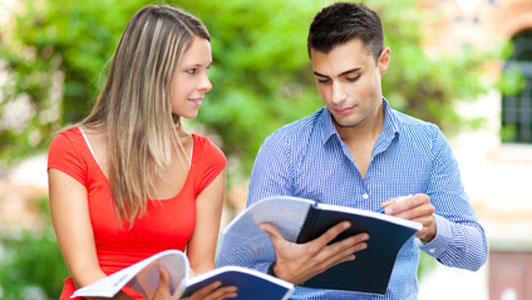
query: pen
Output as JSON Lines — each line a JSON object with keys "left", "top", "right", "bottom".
{"left": 377, "top": 194, "right": 413, "bottom": 214}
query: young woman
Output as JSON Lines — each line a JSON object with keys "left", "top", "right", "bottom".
{"left": 48, "top": 4, "right": 236, "bottom": 300}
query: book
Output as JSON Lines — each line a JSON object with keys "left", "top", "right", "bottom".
{"left": 71, "top": 249, "right": 294, "bottom": 300}
{"left": 216, "top": 196, "right": 423, "bottom": 295}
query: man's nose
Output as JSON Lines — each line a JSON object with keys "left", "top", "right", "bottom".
{"left": 331, "top": 81, "right": 347, "bottom": 105}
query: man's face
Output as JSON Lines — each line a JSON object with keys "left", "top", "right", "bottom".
{"left": 310, "top": 38, "right": 390, "bottom": 129}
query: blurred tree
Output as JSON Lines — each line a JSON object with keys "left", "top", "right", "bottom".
{"left": 0, "top": 0, "right": 503, "bottom": 178}
{"left": 0, "top": 228, "right": 67, "bottom": 300}
{"left": 0, "top": 0, "right": 148, "bottom": 168}
{"left": 0, "top": 197, "right": 68, "bottom": 300}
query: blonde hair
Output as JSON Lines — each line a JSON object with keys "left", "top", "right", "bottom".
{"left": 81, "top": 4, "right": 210, "bottom": 227}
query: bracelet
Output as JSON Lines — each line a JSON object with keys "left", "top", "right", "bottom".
{"left": 267, "top": 261, "right": 277, "bottom": 277}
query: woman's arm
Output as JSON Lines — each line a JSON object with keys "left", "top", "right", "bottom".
{"left": 186, "top": 169, "right": 226, "bottom": 273}
{"left": 49, "top": 168, "right": 106, "bottom": 286}
{"left": 48, "top": 169, "right": 133, "bottom": 300}
{"left": 183, "top": 169, "right": 238, "bottom": 300}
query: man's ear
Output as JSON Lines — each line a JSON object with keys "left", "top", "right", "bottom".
{"left": 378, "top": 48, "right": 391, "bottom": 75}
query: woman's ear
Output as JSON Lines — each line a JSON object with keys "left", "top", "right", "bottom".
{"left": 378, "top": 48, "right": 391, "bottom": 75}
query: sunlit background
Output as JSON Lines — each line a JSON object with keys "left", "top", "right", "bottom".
{"left": 0, "top": 0, "right": 531, "bottom": 299}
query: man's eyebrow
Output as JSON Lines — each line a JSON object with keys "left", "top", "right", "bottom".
{"left": 313, "top": 71, "right": 329, "bottom": 78}
{"left": 313, "top": 67, "right": 362, "bottom": 78}
{"left": 338, "top": 68, "right": 361, "bottom": 76}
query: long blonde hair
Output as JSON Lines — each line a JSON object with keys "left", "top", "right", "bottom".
{"left": 81, "top": 4, "right": 210, "bottom": 227}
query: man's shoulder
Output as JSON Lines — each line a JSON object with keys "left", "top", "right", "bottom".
{"left": 392, "top": 109, "right": 439, "bottom": 136}
{"left": 389, "top": 109, "right": 450, "bottom": 156}
{"left": 393, "top": 109, "right": 431, "bottom": 127}
{"left": 264, "top": 108, "right": 325, "bottom": 144}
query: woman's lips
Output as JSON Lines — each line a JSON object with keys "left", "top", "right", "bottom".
{"left": 189, "top": 98, "right": 203, "bottom": 108}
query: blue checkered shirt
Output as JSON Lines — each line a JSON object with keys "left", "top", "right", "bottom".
{"left": 241, "top": 98, "right": 487, "bottom": 299}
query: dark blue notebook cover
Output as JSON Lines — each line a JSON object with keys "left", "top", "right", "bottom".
{"left": 182, "top": 269, "right": 293, "bottom": 300}
{"left": 296, "top": 204, "right": 420, "bottom": 294}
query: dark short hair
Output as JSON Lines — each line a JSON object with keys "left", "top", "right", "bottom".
{"left": 307, "top": 2, "right": 384, "bottom": 62}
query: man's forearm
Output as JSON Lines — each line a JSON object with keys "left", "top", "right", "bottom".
{"left": 420, "top": 214, "right": 487, "bottom": 271}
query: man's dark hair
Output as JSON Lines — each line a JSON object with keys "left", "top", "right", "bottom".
{"left": 307, "top": 2, "right": 384, "bottom": 62}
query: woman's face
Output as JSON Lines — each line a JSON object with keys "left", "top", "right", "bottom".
{"left": 170, "top": 35, "right": 212, "bottom": 119}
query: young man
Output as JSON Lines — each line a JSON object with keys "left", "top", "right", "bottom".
{"left": 223, "top": 2, "right": 487, "bottom": 299}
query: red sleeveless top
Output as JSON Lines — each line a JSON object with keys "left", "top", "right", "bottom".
{"left": 47, "top": 127, "right": 226, "bottom": 299}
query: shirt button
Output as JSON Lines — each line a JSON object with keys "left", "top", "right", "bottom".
{"left": 362, "top": 193, "right": 369, "bottom": 199}
{"left": 429, "top": 248, "right": 435, "bottom": 253}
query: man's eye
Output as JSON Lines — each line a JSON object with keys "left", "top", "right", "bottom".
{"left": 347, "top": 75, "right": 361, "bottom": 81}
{"left": 318, "top": 78, "right": 330, "bottom": 84}
{"left": 186, "top": 69, "right": 196, "bottom": 74}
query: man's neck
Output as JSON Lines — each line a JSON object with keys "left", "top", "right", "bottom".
{"left": 335, "top": 101, "right": 385, "bottom": 145}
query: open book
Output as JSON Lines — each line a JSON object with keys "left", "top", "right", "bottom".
{"left": 71, "top": 249, "right": 294, "bottom": 299}
{"left": 216, "top": 196, "right": 422, "bottom": 295}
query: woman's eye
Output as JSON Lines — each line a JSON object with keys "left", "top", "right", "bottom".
{"left": 186, "top": 69, "right": 196, "bottom": 75}
{"left": 318, "top": 78, "right": 330, "bottom": 84}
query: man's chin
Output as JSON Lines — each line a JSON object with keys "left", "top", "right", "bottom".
{"left": 332, "top": 116, "right": 359, "bottom": 128}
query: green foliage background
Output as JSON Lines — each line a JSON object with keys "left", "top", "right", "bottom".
{"left": 0, "top": 196, "right": 68, "bottom": 300}
{"left": 0, "top": 0, "right": 504, "bottom": 175}
{"left": 0, "top": 0, "right": 509, "bottom": 298}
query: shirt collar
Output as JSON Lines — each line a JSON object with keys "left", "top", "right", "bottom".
{"left": 320, "top": 97, "right": 400, "bottom": 145}
{"left": 320, "top": 108, "right": 337, "bottom": 145}
{"left": 381, "top": 97, "right": 400, "bottom": 139}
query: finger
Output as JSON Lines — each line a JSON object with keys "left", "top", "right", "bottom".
{"left": 381, "top": 197, "right": 396, "bottom": 207}
{"left": 321, "top": 233, "right": 369, "bottom": 260}
{"left": 189, "top": 281, "right": 222, "bottom": 299}
{"left": 151, "top": 266, "right": 170, "bottom": 300}
{"left": 413, "top": 216, "right": 436, "bottom": 240}
{"left": 308, "top": 232, "right": 368, "bottom": 273}
{"left": 316, "top": 240, "right": 368, "bottom": 273}
{"left": 312, "top": 221, "right": 351, "bottom": 247}
{"left": 381, "top": 195, "right": 415, "bottom": 211}
{"left": 414, "top": 228, "right": 428, "bottom": 239}
{"left": 411, "top": 215, "right": 436, "bottom": 228}
{"left": 203, "top": 286, "right": 238, "bottom": 300}
{"left": 259, "top": 223, "right": 284, "bottom": 243}
{"left": 415, "top": 226, "right": 435, "bottom": 240}
{"left": 333, "top": 232, "right": 369, "bottom": 250}
{"left": 159, "top": 265, "right": 170, "bottom": 285}
{"left": 393, "top": 202, "right": 435, "bottom": 220}
{"left": 387, "top": 194, "right": 428, "bottom": 215}
{"left": 259, "top": 222, "right": 295, "bottom": 253}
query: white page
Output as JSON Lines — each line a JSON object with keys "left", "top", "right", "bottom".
{"left": 71, "top": 249, "right": 188, "bottom": 298}
{"left": 216, "top": 196, "right": 313, "bottom": 267}
{"left": 128, "top": 251, "right": 189, "bottom": 298}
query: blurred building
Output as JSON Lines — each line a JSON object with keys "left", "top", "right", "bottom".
{"left": 419, "top": 1, "right": 532, "bottom": 300}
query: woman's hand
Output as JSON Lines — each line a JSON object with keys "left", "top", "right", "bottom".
{"left": 180, "top": 281, "right": 237, "bottom": 300}
{"left": 148, "top": 266, "right": 237, "bottom": 300}
{"left": 148, "top": 266, "right": 179, "bottom": 300}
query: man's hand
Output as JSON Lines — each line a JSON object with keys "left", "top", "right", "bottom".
{"left": 381, "top": 193, "right": 436, "bottom": 242}
{"left": 259, "top": 221, "right": 369, "bottom": 286}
